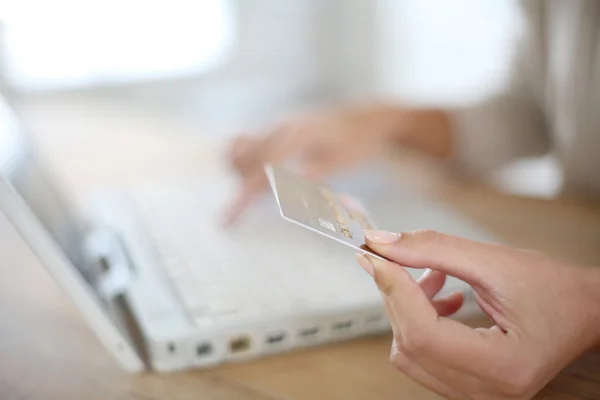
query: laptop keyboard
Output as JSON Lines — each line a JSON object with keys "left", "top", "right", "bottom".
{"left": 128, "top": 179, "right": 382, "bottom": 327}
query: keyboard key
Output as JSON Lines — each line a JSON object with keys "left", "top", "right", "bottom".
{"left": 202, "top": 284, "right": 232, "bottom": 299}
{"left": 208, "top": 297, "right": 239, "bottom": 315}
{"left": 191, "top": 315, "right": 214, "bottom": 329}
{"left": 181, "top": 294, "right": 207, "bottom": 311}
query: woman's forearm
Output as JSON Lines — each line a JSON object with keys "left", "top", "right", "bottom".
{"left": 388, "top": 107, "right": 455, "bottom": 159}
{"left": 363, "top": 104, "right": 455, "bottom": 159}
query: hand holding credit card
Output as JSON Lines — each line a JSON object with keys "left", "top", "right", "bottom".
{"left": 264, "top": 164, "right": 389, "bottom": 261}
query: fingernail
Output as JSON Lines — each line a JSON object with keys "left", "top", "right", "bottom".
{"left": 355, "top": 253, "right": 374, "bottom": 277}
{"left": 417, "top": 268, "right": 433, "bottom": 282}
{"left": 364, "top": 230, "right": 400, "bottom": 244}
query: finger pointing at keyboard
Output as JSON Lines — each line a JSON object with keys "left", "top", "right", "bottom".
{"left": 356, "top": 229, "right": 600, "bottom": 400}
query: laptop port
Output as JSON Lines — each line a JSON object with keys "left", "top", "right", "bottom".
{"left": 167, "top": 342, "right": 176, "bottom": 353}
{"left": 366, "top": 314, "right": 383, "bottom": 324}
{"left": 332, "top": 320, "right": 353, "bottom": 331}
{"left": 265, "top": 332, "right": 286, "bottom": 345}
{"left": 298, "top": 326, "right": 320, "bottom": 338}
{"left": 229, "top": 336, "right": 252, "bottom": 353}
{"left": 196, "top": 342, "right": 213, "bottom": 357}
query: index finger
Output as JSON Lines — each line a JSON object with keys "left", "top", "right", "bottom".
{"left": 223, "top": 171, "right": 268, "bottom": 226}
{"left": 363, "top": 254, "right": 511, "bottom": 377}
{"left": 364, "top": 229, "right": 508, "bottom": 287}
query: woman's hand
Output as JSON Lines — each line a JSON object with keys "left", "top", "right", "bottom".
{"left": 224, "top": 105, "right": 402, "bottom": 224}
{"left": 224, "top": 105, "right": 453, "bottom": 225}
{"left": 356, "top": 229, "right": 600, "bottom": 399}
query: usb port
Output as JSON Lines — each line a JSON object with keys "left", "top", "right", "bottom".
{"left": 265, "top": 332, "right": 286, "bottom": 345}
{"left": 229, "top": 336, "right": 252, "bottom": 353}
{"left": 196, "top": 342, "right": 213, "bottom": 357}
{"left": 366, "top": 314, "right": 383, "bottom": 324}
{"left": 167, "top": 342, "right": 176, "bottom": 353}
{"left": 298, "top": 327, "right": 320, "bottom": 338}
{"left": 332, "top": 320, "right": 353, "bottom": 331}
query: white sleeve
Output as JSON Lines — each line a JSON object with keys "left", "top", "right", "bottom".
{"left": 448, "top": 1, "right": 549, "bottom": 173}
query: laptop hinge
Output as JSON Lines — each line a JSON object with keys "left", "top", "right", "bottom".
{"left": 83, "top": 227, "right": 151, "bottom": 368}
{"left": 84, "top": 228, "right": 136, "bottom": 301}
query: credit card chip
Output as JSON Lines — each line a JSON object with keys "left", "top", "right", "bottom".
{"left": 318, "top": 218, "right": 336, "bottom": 232}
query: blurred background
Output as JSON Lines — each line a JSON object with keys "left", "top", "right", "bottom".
{"left": 0, "top": 0, "right": 562, "bottom": 197}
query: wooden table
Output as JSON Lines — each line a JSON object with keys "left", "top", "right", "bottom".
{"left": 1, "top": 93, "right": 599, "bottom": 400}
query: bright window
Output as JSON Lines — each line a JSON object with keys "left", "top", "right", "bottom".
{"left": 2, "top": 0, "right": 234, "bottom": 91}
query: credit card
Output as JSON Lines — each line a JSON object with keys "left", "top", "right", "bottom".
{"left": 265, "top": 164, "right": 388, "bottom": 261}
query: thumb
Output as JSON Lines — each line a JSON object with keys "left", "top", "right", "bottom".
{"left": 356, "top": 252, "right": 507, "bottom": 374}
{"left": 363, "top": 229, "right": 501, "bottom": 287}
{"left": 358, "top": 256, "right": 464, "bottom": 318}
{"left": 356, "top": 253, "right": 439, "bottom": 324}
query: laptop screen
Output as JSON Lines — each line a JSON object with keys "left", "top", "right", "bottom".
{"left": 0, "top": 94, "right": 144, "bottom": 370}
{"left": 8, "top": 151, "right": 94, "bottom": 284}
{"left": 0, "top": 96, "right": 93, "bottom": 285}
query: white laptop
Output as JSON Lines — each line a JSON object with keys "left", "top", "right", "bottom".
{"left": 0, "top": 93, "right": 499, "bottom": 373}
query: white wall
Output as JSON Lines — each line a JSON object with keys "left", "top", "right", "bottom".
{"left": 1, "top": 0, "right": 523, "bottom": 99}
{"left": 0, "top": 1, "right": 527, "bottom": 133}
{"left": 2, "top": 0, "right": 235, "bottom": 90}
{"left": 375, "top": 0, "right": 522, "bottom": 105}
